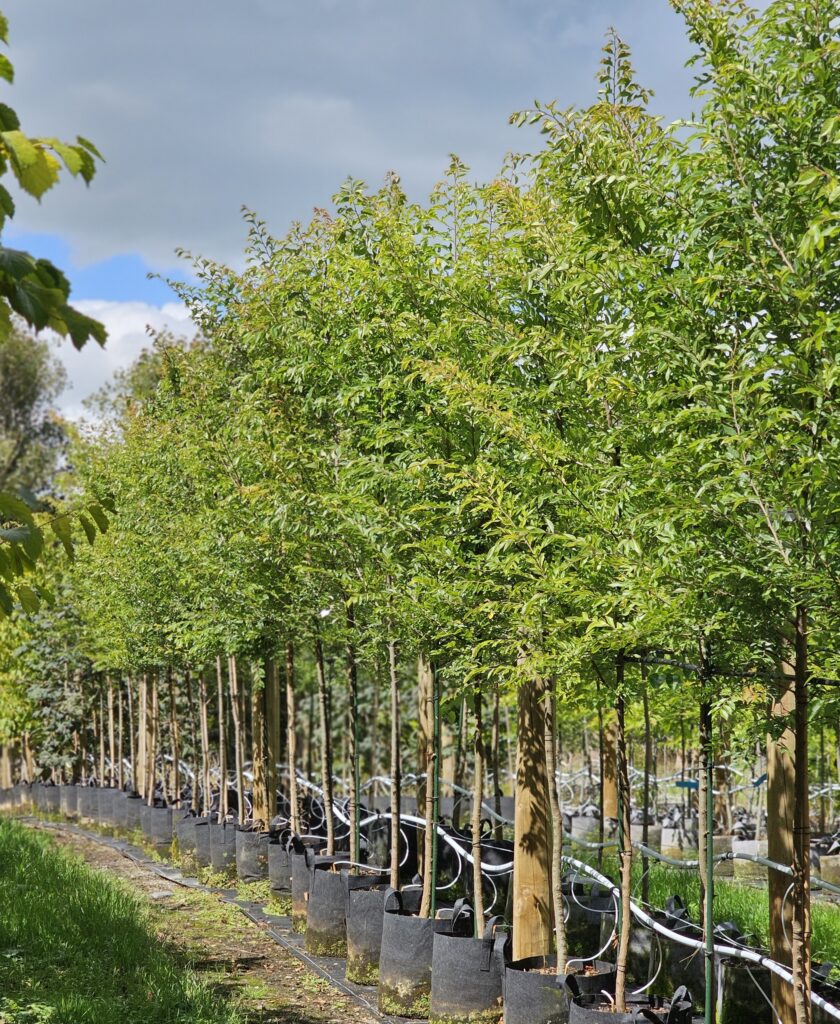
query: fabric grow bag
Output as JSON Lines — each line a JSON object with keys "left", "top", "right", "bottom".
{"left": 59, "top": 785, "right": 78, "bottom": 818}
{"left": 715, "top": 957, "right": 771, "bottom": 1024}
{"left": 43, "top": 786, "right": 60, "bottom": 814}
{"left": 503, "top": 956, "right": 616, "bottom": 1024}
{"left": 346, "top": 883, "right": 391, "bottom": 985}
{"left": 78, "top": 786, "right": 97, "bottom": 821}
{"left": 111, "top": 790, "right": 128, "bottom": 829}
{"left": 568, "top": 986, "right": 693, "bottom": 1024}
{"left": 209, "top": 820, "right": 238, "bottom": 874}
{"left": 194, "top": 817, "right": 212, "bottom": 867}
{"left": 97, "top": 787, "right": 115, "bottom": 825}
{"left": 174, "top": 810, "right": 198, "bottom": 867}
{"left": 140, "top": 803, "right": 153, "bottom": 840}
{"left": 268, "top": 838, "right": 293, "bottom": 893}
{"left": 150, "top": 806, "right": 174, "bottom": 853}
{"left": 306, "top": 864, "right": 348, "bottom": 956}
{"left": 377, "top": 890, "right": 473, "bottom": 1019}
{"left": 290, "top": 849, "right": 342, "bottom": 933}
{"left": 235, "top": 826, "right": 271, "bottom": 882}
{"left": 123, "top": 794, "right": 144, "bottom": 832}
{"left": 429, "top": 915, "right": 507, "bottom": 1024}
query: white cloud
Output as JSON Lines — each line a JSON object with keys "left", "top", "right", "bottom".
{"left": 52, "top": 300, "right": 194, "bottom": 420}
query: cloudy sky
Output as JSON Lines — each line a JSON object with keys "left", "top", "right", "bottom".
{"left": 4, "top": 0, "right": 706, "bottom": 417}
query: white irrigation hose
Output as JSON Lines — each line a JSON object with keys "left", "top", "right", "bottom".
{"left": 562, "top": 854, "right": 840, "bottom": 1022}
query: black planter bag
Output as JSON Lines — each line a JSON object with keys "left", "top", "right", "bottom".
{"left": 568, "top": 986, "right": 693, "bottom": 1024}
{"left": 194, "top": 817, "right": 212, "bottom": 867}
{"left": 124, "top": 794, "right": 144, "bottom": 832}
{"left": 97, "top": 788, "right": 115, "bottom": 826}
{"left": 377, "top": 890, "right": 473, "bottom": 1019}
{"left": 346, "top": 883, "right": 391, "bottom": 985}
{"left": 306, "top": 865, "right": 348, "bottom": 956}
{"left": 59, "top": 785, "right": 78, "bottom": 818}
{"left": 150, "top": 806, "right": 174, "bottom": 853}
{"left": 43, "top": 786, "right": 60, "bottom": 814}
{"left": 235, "top": 827, "right": 271, "bottom": 882}
{"left": 290, "top": 849, "right": 342, "bottom": 934}
{"left": 174, "top": 810, "right": 198, "bottom": 869}
{"left": 78, "top": 786, "right": 97, "bottom": 821}
{"left": 268, "top": 838, "right": 292, "bottom": 893}
{"left": 110, "top": 790, "right": 127, "bottom": 829}
{"left": 504, "top": 955, "right": 616, "bottom": 1024}
{"left": 140, "top": 803, "right": 153, "bottom": 839}
{"left": 209, "top": 820, "right": 238, "bottom": 875}
{"left": 429, "top": 915, "right": 507, "bottom": 1024}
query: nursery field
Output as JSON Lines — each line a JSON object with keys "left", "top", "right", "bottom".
{"left": 0, "top": 1, "right": 839, "bottom": 1024}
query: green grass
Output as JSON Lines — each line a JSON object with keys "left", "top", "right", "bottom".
{"left": 0, "top": 818, "right": 243, "bottom": 1024}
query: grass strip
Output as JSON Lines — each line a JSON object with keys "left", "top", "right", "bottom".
{"left": 0, "top": 818, "right": 243, "bottom": 1024}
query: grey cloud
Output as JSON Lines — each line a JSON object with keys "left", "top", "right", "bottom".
{"left": 4, "top": 0, "right": 700, "bottom": 272}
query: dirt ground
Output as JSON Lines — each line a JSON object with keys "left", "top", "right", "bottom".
{"left": 30, "top": 823, "right": 376, "bottom": 1024}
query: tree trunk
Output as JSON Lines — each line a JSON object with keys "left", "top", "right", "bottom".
{"left": 286, "top": 643, "right": 300, "bottom": 834}
{"left": 198, "top": 671, "right": 211, "bottom": 817}
{"left": 147, "top": 672, "right": 159, "bottom": 806}
{"left": 126, "top": 678, "right": 135, "bottom": 794}
{"left": 167, "top": 666, "right": 180, "bottom": 807}
{"left": 602, "top": 711, "right": 618, "bottom": 822}
{"left": 117, "top": 679, "right": 124, "bottom": 791}
{"left": 698, "top": 692, "right": 715, "bottom": 1024}
{"left": 767, "top": 665, "right": 797, "bottom": 1024}
{"left": 418, "top": 653, "right": 436, "bottom": 918}
{"left": 264, "top": 657, "right": 281, "bottom": 825}
{"left": 251, "top": 660, "right": 270, "bottom": 825}
{"left": 315, "top": 636, "right": 335, "bottom": 854}
{"left": 228, "top": 655, "right": 246, "bottom": 821}
{"left": 184, "top": 668, "right": 199, "bottom": 812}
{"left": 641, "top": 676, "right": 652, "bottom": 907}
{"left": 471, "top": 689, "right": 485, "bottom": 929}
{"left": 453, "top": 696, "right": 468, "bottom": 830}
{"left": 107, "top": 676, "right": 116, "bottom": 787}
{"left": 544, "top": 684, "right": 567, "bottom": 974}
{"left": 491, "top": 684, "right": 503, "bottom": 839}
{"left": 216, "top": 655, "right": 228, "bottom": 821}
{"left": 345, "top": 600, "right": 361, "bottom": 866}
{"left": 136, "top": 675, "right": 146, "bottom": 798}
{"left": 512, "top": 671, "right": 552, "bottom": 961}
{"left": 388, "top": 638, "right": 401, "bottom": 891}
{"left": 614, "top": 661, "right": 633, "bottom": 1013}
{"left": 792, "top": 606, "right": 812, "bottom": 1024}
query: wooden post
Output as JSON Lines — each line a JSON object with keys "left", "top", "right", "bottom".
{"left": 512, "top": 673, "right": 552, "bottom": 960}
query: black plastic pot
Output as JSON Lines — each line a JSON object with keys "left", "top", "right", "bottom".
{"left": 59, "top": 785, "right": 78, "bottom": 818}
{"left": 268, "top": 838, "right": 292, "bottom": 893}
{"left": 235, "top": 826, "right": 270, "bottom": 882}
{"left": 503, "top": 956, "right": 616, "bottom": 1024}
{"left": 123, "top": 794, "right": 144, "bottom": 833}
{"left": 194, "top": 817, "right": 212, "bottom": 867}
{"left": 209, "top": 820, "right": 238, "bottom": 875}
{"left": 429, "top": 915, "right": 507, "bottom": 1024}
{"left": 377, "top": 890, "right": 473, "bottom": 1019}
{"left": 568, "top": 986, "right": 693, "bottom": 1024}
{"left": 346, "top": 883, "right": 391, "bottom": 985}
{"left": 150, "top": 806, "right": 174, "bottom": 854}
